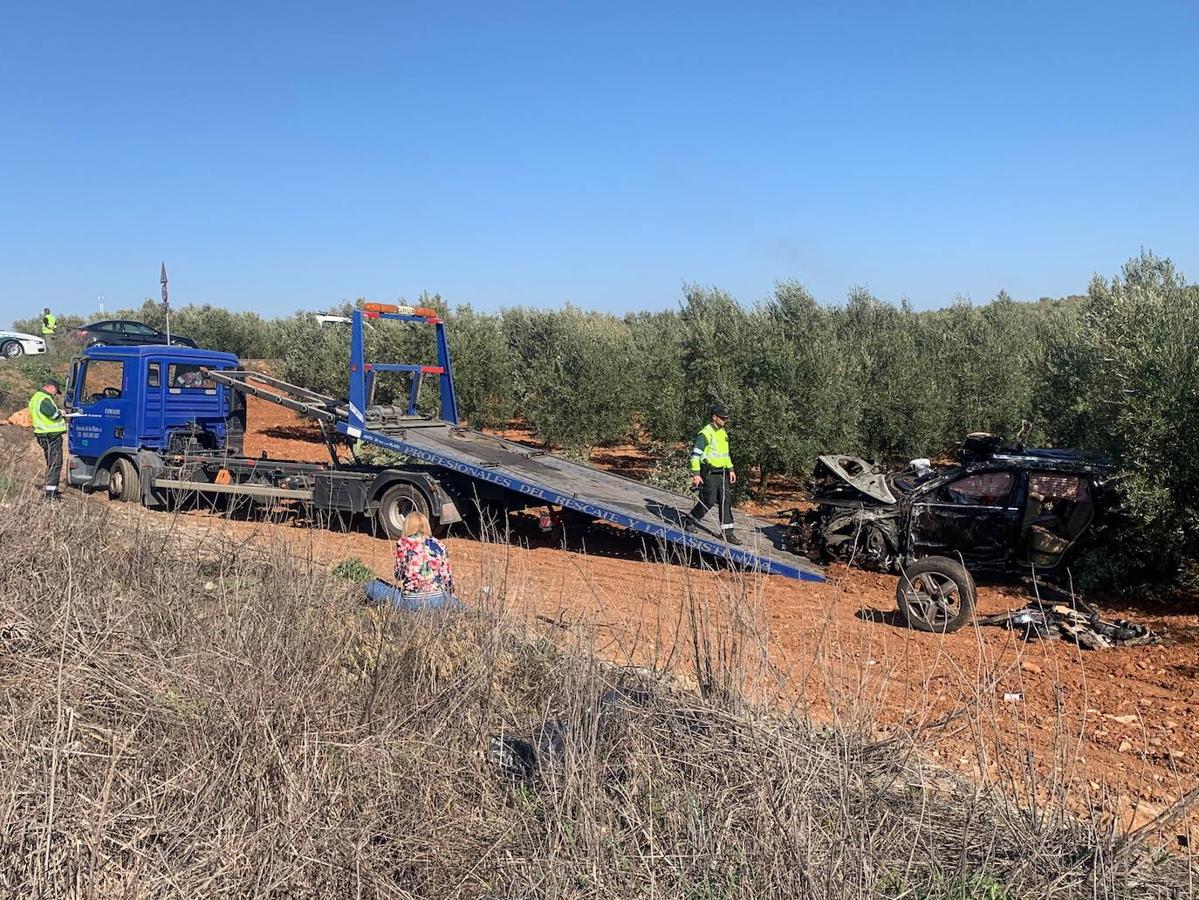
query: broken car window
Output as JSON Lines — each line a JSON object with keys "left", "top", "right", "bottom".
{"left": 1028, "top": 473, "right": 1087, "bottom": 502}
{"left": 1024, "top": 474, "right": 1093, "bottom": 543}
{"left": 940, "top": 471, "right": 1014, "bottom": 506}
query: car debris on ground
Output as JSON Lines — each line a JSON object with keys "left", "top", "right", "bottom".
{"left": 976, "top": 601, "right": 1157, "bottom": 649}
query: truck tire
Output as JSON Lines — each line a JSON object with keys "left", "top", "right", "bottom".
{"left": 376, "top": 482, "right": 432, "bottom": 540}
{"left": 108, "top": 457, "right": 142, "bottom": 503}
{"left": 896, "top": 556, "right": 977, "bottom": 633}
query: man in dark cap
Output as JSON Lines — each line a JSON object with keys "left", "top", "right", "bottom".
{"left": 683, "top": 403, "right": 739, "bottom": 544}
{"left": 28, "top": 377, "right": 67, "bottom": 500}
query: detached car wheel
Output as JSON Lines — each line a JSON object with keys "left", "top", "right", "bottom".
{"left": 896, "top": 556, "right": 977, "bottom": 633}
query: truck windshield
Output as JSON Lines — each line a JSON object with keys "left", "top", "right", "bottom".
{"left": 80, "top": 360, "right": 125, "bottom": 404}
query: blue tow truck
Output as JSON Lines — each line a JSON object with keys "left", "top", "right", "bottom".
{"left": 64, "top": 305, "right": 823, "bottom": 582}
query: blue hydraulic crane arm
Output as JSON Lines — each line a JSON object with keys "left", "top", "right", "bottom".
{"left": 347, "top": 307, "right": 460, "bottom": 437}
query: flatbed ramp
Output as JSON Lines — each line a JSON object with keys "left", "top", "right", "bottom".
{"left": 344, "top": 419, "right": 825, "bottom": 582}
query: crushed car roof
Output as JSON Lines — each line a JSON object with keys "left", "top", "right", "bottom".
{"left": 958, "top": 433, "right": 1111, "bottom": 476}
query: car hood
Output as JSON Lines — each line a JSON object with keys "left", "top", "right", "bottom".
{"left": 0, "top": 331, "right": 41, "bottom": 342}
{"left": 814, "top": 455, "right": 897, "bottom": 504}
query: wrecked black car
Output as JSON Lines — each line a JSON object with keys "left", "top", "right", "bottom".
{"left": 790, "top": 433, "right": 1113, "bottom": 633}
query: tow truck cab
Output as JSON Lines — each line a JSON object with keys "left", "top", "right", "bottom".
{"left": 63, "top": 343, "right": 461, "bottom": 538}
{"left": 66, "top": 345, "right": 244, "bottom": 489}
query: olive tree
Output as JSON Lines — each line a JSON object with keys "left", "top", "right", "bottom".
{"left": 1039, "top": 252, "right": 1199, "bottom": 587}
{"left": 504, "top": 305, "right": 641, "bottom": 452}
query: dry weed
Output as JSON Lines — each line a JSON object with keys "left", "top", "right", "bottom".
{"left": 0, "top": 487, "right": 1193, "bottom": 898}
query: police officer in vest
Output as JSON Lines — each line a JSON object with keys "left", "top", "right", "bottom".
{"left": 683, "top": 403, "right": 739, "bottom": 545}
{"left": 29, "top": 378, "right": 67, "bottom": 501}
{"left": 42, "top": 307, "right": 57, "bottom": 350}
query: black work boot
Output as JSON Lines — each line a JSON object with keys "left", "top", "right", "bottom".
{"left": 724, "top": 530, "right": 741, "bottom": 546}
{"left": 683, "top": 516, "right": 699, "bottom": 534}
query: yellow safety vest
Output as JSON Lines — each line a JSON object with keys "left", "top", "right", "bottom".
{"left": 42, "top": 313, "right": 57, "bottom": 335}
{"left": 29, "top": 390, "right": 67, "bottom": 435}
{"left": 689, "top": 423, "right": 732, "bottom": 472}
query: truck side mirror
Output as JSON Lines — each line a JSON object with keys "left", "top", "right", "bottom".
{"left": 64, "top": 358, "right": 81, "bottom": 410}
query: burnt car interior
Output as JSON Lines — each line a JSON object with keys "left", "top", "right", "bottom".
{"left": 1018, "top": 473, "right": 1094, "bottom": 568}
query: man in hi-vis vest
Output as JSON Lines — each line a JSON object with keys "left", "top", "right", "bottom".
{"left": 28, "top": 378, "right": 67, "bottom": 500}
{"left": 683, "top": 403, "right": 739, "bottom": 545}
{"left": 41, "top": 307, "right": 57, "bottom": 351}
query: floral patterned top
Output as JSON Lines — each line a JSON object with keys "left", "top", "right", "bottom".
{"left": 394, "top": 535, "right": 455, "bottom": 597}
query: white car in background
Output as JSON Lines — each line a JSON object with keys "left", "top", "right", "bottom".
{"left": 0, "top": 330, "right": 47, "bottom": 359}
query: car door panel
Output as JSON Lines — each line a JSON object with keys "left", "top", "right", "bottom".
{"left": 907, "top": 470, "right": 1023, "bottom": 567}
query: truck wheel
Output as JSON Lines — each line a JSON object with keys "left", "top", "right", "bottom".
{"left": 2, "top": 340, "right": 23, "bottom": 359}
{"left": 108, "top": 457, "right": 142, "bottom": 503}
{"left": 896, "top": 556, "right": 976, "bottom": 633}
{"left": 377, "top": 483, "right": 431, "bottom": 540}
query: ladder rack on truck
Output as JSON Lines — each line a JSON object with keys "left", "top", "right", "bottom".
{"left": 64, "top": 305, "right": 823, "bottom": 583}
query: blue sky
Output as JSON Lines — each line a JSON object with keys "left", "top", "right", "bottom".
{"left": 1, "top": 1, "right": 1196, "bottom": 324}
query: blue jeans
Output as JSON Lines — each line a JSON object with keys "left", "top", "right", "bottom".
{"left": 365, "top": 580, "right": 464, "bottom": 611}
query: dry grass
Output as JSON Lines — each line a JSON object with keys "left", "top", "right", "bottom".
{"left": 0, "top": 483, "right": 1195, "bottom": 898}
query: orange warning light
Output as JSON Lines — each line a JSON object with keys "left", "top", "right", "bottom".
{"left": 363, "top": 302, "right": 399, "bottom": 314}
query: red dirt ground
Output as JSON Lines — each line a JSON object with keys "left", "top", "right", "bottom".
{"left": 7, "top": 388, "right": 1198, "bottom": 840}
{"left": 231, "top": 396, "right": 1199, "bottom": 836}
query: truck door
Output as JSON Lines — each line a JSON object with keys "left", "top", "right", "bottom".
{"left": 142, "top": 361, "right": 166, "bottom": 446}
{"left": 68, "top": 358, "right": 131, "bottom": 462}
{"left": 907, "top": 470, "right": 1021, "bottom": 567}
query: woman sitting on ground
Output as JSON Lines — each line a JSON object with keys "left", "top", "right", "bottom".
{"left": 393, "top": 511, "right": 456, "bottom": 605}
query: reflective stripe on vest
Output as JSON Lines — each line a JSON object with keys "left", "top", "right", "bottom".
{"left": 689, "top": 423, "right": 732, "bottom": 472}
{"left": 42, "top": 313, "right": 57, "bottom": 335}
{"left": 29, "top": 390, "right": 66, "bottom": 435}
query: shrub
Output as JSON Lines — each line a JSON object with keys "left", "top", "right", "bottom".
{"left": 22, "top": 249, "right": 1198, "bottom": 591}
{"left": 444, "top": 304, "right": 516, "bottom": 429}
{"left": 332, "top": 557, "right": 375, "bottom": 583}
{"left": 504, "top": 305, "right": 640, "bottom": 451}
{"left": 1037, "top": 252, "right": 1199, "bottom": 588}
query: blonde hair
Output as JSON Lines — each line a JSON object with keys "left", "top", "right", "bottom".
{"left": 403, "top": 511, "right": 432, "bottom": 538}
